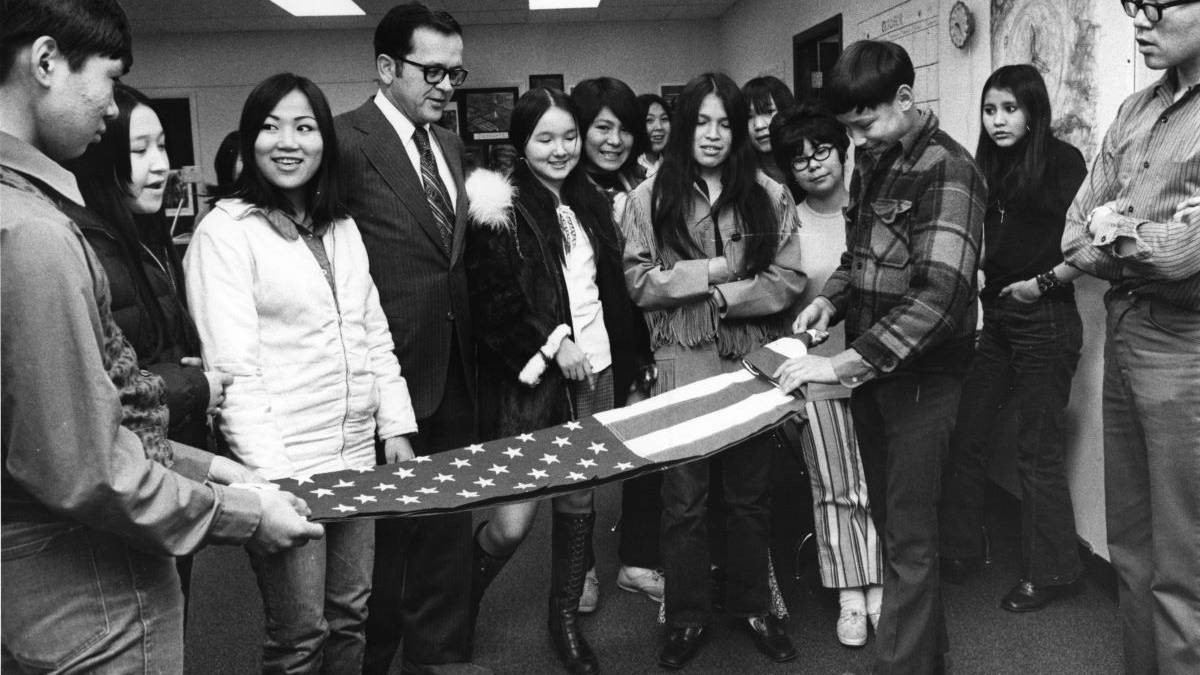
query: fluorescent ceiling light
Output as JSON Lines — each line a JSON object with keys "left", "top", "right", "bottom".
{"left": 530, "top": 0, "right": 601, "bottom": 9}
{"left": 270, "top": 0, "right": 364, "bottom": 16}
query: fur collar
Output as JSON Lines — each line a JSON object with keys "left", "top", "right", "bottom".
{"left": 465, "top": 169, "right": 515, "bottom": 231}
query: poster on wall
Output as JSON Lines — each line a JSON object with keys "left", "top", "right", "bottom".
{"left": 454, "top": 87, "right": 519, "bottom": 143}
{"left": 435, "top": 100, "right": 460, "bottom": 136}
{"left": 991, "top": 0, "right": 1099, "bottom": 162}
{"left": 858, "top": 0, "right": 941, "bottom": 116}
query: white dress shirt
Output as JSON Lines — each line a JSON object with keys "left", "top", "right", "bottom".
{"left": 373, "top": 91, "right": 458, "bottom": 208}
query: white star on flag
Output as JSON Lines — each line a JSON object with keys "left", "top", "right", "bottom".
{"left": 451, "top": 458, "right": 471, "bottom": 468}
{"left": 310, "top": 488, "right": 334, "bottom": 498}
{"left": 353, "top": 466, "right": 374, "bottom": 473}
{"left": 588, "top": 442, "right": 608, "bottom": 454}
{"left": 417, "top": 487, "right": 439, "bottom": 494}
{"left": 393, "top": 467, "right": 415, "bottom": 479}
{"left": 551, "top": 436, "right": 571, "bottom": 448}
{"left": 577, "top": 458, "right": 596, "bottom": 468}
{"left": 503, "top": 447, "right": 523, "bottom": 458}
{"left": 540, "top": 454, "right": 559, "bottom": 464}
{"left": 615, "top": 462, "right": 634, "bottom": 470}
{"left": 354, "top": 494, "right": 377, "bottom": 504}
{"left": 374, "top": 483, "right": 397, "bottom": 491}
{"left": 293, "top": 475, "right": 314, "bottom": 485}
{"left": 397, "top": 495, "right": 420, "bottom": 504}
{"left": 413, "top": 456, "right": 432, "bottom": 463}
{"left": 474, "top": 477, "right": 495, "bottom": 488}
{"left": 567, "top": 472, "right": 586, "bottom": 481}
{"left": 515, "top": 482, "right": 536, "bottom": 490}
{"left": 466, "top": 444, "right": 486, "bottom": 454}
{"left": 333, "top": 479, "right": 355, "bottom": 489}
{"left": 332, "top": 504, "right": 357, "bottom": 513}
{"left": 457, "top": 490, "right": 479, "bottom": 498}
{"left": 516, "top": 433, "right": 535, "bottom": 442}
{"left": 564, "top": 420, "right": 583, "bottom": 430}
{"left": 528, "top": 468, "right": 549, "bottom": 479}
{"left": 489, "top": 464, "right": 509, "bottom": 475}
{"left": 433, "top": 473, "right": 455, "bottom": 483}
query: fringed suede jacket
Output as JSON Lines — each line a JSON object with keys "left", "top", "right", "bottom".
{"left": 464, "top": 168, "right": 650, "bottom": 441}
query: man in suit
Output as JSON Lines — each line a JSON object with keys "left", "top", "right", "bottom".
{"left": 334, "top": 4, "right": 483, "bottom": 674}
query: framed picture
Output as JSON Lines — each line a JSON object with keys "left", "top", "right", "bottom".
{"left": 434, "top": 100, "right": 460, "bottom": 136}
{"left": 164, "top": 169, "right": 196, "bottom": 218}
{"left": 660, "top": 84, "right": 686, "bottom": 108}
{"left": 454, "top": 87, "right": 519, "bottom": 143}
{"left": 528, "top": 73, "right": 565, "bottom": 92}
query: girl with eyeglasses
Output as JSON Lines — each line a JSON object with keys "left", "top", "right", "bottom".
{"left": 621, "top": 72, "right": 803, "bottom": 668}
{"left": 185, "top": 73, "right": 419, "bottom": 672}
{"left": 768, "top": 101, "right": 885, "bottom": 647}
{"left": 463, "top": 87, "right": 648, "bottom": 674}
{"left": 940, "top": 64, "right": 1089, "bottom": 613}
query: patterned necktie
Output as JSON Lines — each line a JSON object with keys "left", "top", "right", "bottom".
{"left": 412, "top": 126, "right": 454, "bottom": 252}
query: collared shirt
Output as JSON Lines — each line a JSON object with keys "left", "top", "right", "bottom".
{"left": 0, "top": 131, "right": 260, "bottom": 552}
{"left": 820, "top": 111, "right": 986, "bottom": 387}
{"left": 373, "top": 90, "right": 459, "bottom": 208}
{"left": 257, "top": 206, "right": 337, "bottom": 300}
{"left": 557, "top": 205, "right": 612, "bottom": 373}
{"left": 1062, "top": 69, "right": 1200, "bottom": 310}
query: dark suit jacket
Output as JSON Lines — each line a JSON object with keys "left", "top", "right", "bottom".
{"left": 335, "top": 99, "right": 475, "bottom": 420}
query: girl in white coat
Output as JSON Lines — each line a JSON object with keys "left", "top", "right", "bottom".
{"left": 185, "top": 73, "right": 418, "bottom": 674}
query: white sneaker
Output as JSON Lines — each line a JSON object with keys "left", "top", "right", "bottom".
{"left": 616, "top": 565, "right": 665, "bottom": 602}
{"left": 578, "top": 566, "right": 599, "bottom": 614}
{"left": 837, "top": 607, "right": 868, "bottom": 647}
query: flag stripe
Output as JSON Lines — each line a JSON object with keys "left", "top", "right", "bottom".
{"left": 602, "top": 376, "right": 795, "bottom": 440}
{"left": 594, "top": 370, "right": 755, "bottom": 425}
{"left": 622, "top": 388, "right": 803, "bottom": 461}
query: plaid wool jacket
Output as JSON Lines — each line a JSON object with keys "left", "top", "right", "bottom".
{"left": 821, "top": 111, "right": 985, "bottom": 385}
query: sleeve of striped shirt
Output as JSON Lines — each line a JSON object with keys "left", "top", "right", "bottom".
{"left": 850, "top": 158, "right": 985, "bottom": 372}
{"left": 1099, "top": 209, "right": 1200, "bottom": 281}
{"left": 1062, "top": 106, "right": 1128, "bottom": 280}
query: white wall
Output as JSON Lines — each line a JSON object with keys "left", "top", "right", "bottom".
{"left": 124, "top": 20, "right": 720, "bottom": 186}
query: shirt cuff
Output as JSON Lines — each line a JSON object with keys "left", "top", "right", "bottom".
{"left": 205, "top": 484, "right": 264, "bottom": 545}
{"left": 171, "top": 442, "right": 214, "bottom": 483}
{"left": 1095, "top": 217, "right": 1150, "bottom": 260}
{"left": 831, "top": 348, "right": 877, "bottom": 389}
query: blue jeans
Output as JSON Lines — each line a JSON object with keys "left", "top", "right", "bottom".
{"left": 1, "top": 521, "right": 184, "bottom": 673}
{"left": 661, "top": 435, "right": 772, "bottom": 627}
{"left": 249, "top": 519, "right": 374, "bottom": 674}
{"left": 1102, "top": 293, "right": 1200, "bottom": 675}
{"left": 852, "top": 371, "right": 962, "bottom": 675}
{"left": 942, "top": 296, "right": 1083, "bottom": 585}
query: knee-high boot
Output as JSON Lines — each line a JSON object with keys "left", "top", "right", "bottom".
{"left": 470, "top": 521, "right": 512, "bottom": 625}
{"left": 548, "top": 511, "right": 600, "bottom": 674}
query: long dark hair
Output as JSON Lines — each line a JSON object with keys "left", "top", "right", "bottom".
{"left": 64, "top": 82, "right": 187, "bottom": 357}
{"left": 742, "top": 75, "right": 795, "bottom": 115}
{"left": 975, "top": 64, "right": 1053, "bottom": 204}
{"left": 571, "top": 76, "right": 648, "bottom": 176}
{"left": 652, "top": 72, "right": 778, "bottom": 275}
{"left": 228, "top": 73, "right": 346, "bottom": 225}
{"left": 509, "top": 87, "right": 619, "bottom": 263}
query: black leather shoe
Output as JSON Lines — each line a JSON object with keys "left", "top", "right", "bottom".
{"left": 744, "top": 616, "right": 797, "bottom": 663}
{"left": 1000, "top": 579, "right": 1077, "bottom": 612}
{"left": 658, "top": 626, "right": 706, "bottom": 669}
{"left": 940, "top": 556, "right": 981, "bottom": 585}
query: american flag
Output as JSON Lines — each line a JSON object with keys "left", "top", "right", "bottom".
{"left": 287, "top": 335, "right": 820, "bottom": 521}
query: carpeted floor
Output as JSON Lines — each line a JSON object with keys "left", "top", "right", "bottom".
{"left": 185, "top": 473, "right": 1124, "bottom": 674}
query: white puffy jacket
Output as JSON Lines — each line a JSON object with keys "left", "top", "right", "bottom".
{"left": 185, "top": 199, "right": 417, "bottom": 480}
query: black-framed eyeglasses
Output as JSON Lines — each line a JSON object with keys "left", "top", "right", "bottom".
{"left": 396, "top": 56, "right": 469, "bottom": 87}
{"left": 1121, "top": 0, "right": 1199, "bottom": 23}
{"left": 790, "top": 145, "right": 834, "bottom": 172}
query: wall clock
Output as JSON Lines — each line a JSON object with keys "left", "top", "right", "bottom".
{"left": 949, "top": 1, "right": 975, "bottom": 49}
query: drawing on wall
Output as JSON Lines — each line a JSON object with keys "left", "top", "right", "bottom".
{"left": 992, "top": 0, "right": 1099, "bottom": 161}
{"left": 859, "top": 0, "right": 941, "bottom": 116}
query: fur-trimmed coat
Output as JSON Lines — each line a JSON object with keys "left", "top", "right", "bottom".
{"left": 464, "top": 168, "right": 647, "bottom": 441}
